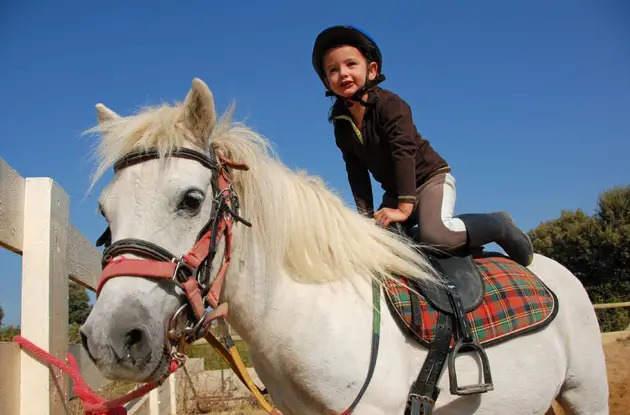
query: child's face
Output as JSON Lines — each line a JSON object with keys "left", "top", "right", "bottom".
{"left": 323, "top": 45, "right": 378, "bottom": 99}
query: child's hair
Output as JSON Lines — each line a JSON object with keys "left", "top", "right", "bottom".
{"left": 327, "top": 96, "right": 346, "bottom": 123}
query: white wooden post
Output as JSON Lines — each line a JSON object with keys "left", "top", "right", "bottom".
{"left": 20, "top": 178, "right": 70, "bottom": 415}
{"left": 169, "top": 374, "right": 177, "bottom": 415}
{"left": 149, "top": 388, "right": 160, "bottom": 415}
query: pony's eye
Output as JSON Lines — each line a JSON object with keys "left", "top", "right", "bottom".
{"left": 178, "top": 190, "right": 205, "bottom": 215}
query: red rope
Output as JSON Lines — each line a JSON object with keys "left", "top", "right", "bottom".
{"left": 13, "top": 335, "right": 180, "bottom": 415}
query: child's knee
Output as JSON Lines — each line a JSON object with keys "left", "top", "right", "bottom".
{"left": 419, "top": 222, "right": 466, "bottom": 250}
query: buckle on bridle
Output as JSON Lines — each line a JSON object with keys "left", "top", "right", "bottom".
{"left": 171, "top": 256, "right": 197, "bottom": 285}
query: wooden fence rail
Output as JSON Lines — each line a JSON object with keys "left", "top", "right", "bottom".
{"left": 0, "top": 156, "right": 176, "bottom": 415}
{"left": 593, "top": 301, "right": 630, "bottom": 310}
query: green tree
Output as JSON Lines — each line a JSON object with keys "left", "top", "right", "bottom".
{"left": 68, "top": 322, "right": 82, "bottom": 343}
{"left": 0, "top": 305, "right": 4, "bottom": 326}
{"left": 69, "top": 282, "right": 92, "bottom": 325}
{"left": 0, "top": 325, "right": 20, "bottom": 342}
{"left": 528, "top": 185, "right": 630, "bottom": 331}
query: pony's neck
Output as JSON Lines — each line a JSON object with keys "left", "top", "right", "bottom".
{"left": 209, "top": 128, "right": 438, "bottom": 343}
{"left": 220, "top": 224, "right": 285, "bottom": 343}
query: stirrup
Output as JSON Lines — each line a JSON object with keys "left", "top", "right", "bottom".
{"left": 447, "top": 337, "right": 494, "bottom": 395}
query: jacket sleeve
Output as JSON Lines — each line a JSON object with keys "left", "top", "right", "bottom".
{"left": 341, "top": 148, "right": 374, "bottom": 216}
{"left": 334, "top": 126, "right": 374, "bottom": 216}
{"left": 378, "top": 93, "right": 419, "bottom": 202}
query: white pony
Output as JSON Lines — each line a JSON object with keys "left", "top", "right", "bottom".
{"left": 80, "top": 78, "right": 609, "bottom": 414}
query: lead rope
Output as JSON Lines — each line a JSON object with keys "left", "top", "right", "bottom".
{"left": 12, "top": 335, "right": 182, "bottom": 415}
{"left": 203, "top": 317, "right": 283, "bottom": 414}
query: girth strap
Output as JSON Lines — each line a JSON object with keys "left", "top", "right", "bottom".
{"left": 340, "top": 279, "right": 382, "bottom": 415}
{"left": 406, "top": 313, "right": 452, "bottom": 415}
{"left": 406, "top": 283, "right": 494, "bottom": 414}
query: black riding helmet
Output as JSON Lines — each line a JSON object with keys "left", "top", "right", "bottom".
{"left": 312, "top": 25, "right": 386, "bottom": 105}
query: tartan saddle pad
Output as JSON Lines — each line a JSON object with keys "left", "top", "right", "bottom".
{"left": 384, "top": 255, "right": 559, "bottom": 347}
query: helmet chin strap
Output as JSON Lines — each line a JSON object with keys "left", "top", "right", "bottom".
{"left": 326, "top": 73, "right": 386, "bottom": 107}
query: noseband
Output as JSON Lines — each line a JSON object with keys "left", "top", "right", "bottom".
{"left": 95, "top": 146, "right": 251, "bottom": 346}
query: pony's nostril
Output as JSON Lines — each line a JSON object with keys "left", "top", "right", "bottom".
{"left": 125, "top": 328, "right": 143, "bottom": 347}
{"left": 124, "top": 328, "right": 151, "bottom": 365}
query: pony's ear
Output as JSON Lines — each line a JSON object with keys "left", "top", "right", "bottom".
{"left": 181, "top": 78, "right": 216, "bottom": 141}
{"left": 95, "top": 103, "right": 120, "bottom": 124}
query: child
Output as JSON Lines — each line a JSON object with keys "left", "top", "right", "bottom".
{"left": 311, "top": 25, "right": 534, "bottom": 266}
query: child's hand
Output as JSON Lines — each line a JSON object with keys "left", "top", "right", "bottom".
{"left": 374, "top": 207, "right": 411, "bottom": 227}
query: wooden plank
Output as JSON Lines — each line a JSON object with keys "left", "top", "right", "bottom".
{"left": 20, "top": 178, "right": 70, "bottom": 415}
{"left": 593, "top": 301, "right": 630, "bottom": 310}
{"left": 0, "top": 156, "right": 25, "bottom": 254}
{"left": 169, "top": 374, "right": 177, "bottom": 415}
{"left": 149, "top": 388, "right": 159, "bottom": 415}
{"left": 0, "top": 342, "right": 21, "bottom": 415}
{"left": 67, "top": 224, "right": 101, "bottom": 291}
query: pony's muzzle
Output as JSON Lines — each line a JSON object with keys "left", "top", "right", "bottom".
{"left": 80, "top": 300, "right": 155, "bottom": 371}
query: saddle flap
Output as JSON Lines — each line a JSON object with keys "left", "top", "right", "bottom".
{"left": 418, "top": 255, "right": 485, "bottom": 314}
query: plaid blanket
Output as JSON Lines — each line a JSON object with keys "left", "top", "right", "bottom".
{"left": 384, "top": 256, "right": 558, "bottom": 347}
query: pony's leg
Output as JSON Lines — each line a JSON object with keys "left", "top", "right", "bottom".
{"left": 527, "top": 255, "right": 609, "bottom": 415}
{"left": 542, "top": 346, "right": 608, "bottom": 415}
{"left": 549, "top": 293, "right": 609, "bottom": 414}
{"left": 555, "top": 367, "right": 609, "bottom": 415}
{"left": 554, "top": 312, "right": 609, "bottom": 413}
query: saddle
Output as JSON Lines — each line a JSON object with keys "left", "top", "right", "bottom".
{"left": 389, "top": 225, "right": 493, "bottom": 415}
{"left": 406, "top": 252, "right": 493, "bottom": 415}
{"left": 383, "top": 224, "right": 558, "bottom": 415}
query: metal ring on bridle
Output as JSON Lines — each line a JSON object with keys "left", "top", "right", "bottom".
{"left": 167, "top": 303, "right": 194, "bottom": 343}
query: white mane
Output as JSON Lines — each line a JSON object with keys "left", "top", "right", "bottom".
{"left": 86, "top": 96, "right": 442, "bottom": 287}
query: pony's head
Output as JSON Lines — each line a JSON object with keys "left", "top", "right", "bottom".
{"left": 80, "top": 78, "right": 227, "bottom": 381}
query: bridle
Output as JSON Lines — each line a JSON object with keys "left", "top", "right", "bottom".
{"left": 95, "top": 146, "right": 252, "bottom": 350}
{"left": 87, "top": 145, "right": 380, "bottom": 415}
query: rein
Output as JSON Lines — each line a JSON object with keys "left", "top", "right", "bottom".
{"left": 13, "top": 145, "right": 382, "bottom": 415}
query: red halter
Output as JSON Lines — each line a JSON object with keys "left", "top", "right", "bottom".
{"left": 95, "top": 147, "right": 251, "bottom": 342}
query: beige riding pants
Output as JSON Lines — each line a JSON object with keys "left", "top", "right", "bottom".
{"left": 380, "top": 172, "right": 468, "bottom": 251}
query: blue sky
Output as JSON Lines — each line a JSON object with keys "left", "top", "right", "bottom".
{"left": 1, "top": 1, "right": 628, "bottom": 326}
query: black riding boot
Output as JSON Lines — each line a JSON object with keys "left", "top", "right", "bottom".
{"left": 456, "top": 212, "right": 534, "bottom": 267}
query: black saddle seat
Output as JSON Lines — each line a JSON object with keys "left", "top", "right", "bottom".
{"left": 393, "top": 223, "right": 485, "bottom": 314}
{"left": 422, "top": 253, "right": 485, "bottom": 314}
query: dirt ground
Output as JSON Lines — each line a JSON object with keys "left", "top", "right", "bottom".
{"left": 602, "top": 336, "right": 630, "bottom": 415}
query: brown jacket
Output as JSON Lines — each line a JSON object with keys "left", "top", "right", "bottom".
{"left": 332, "top": 87, "right": 450, "bottom": 214}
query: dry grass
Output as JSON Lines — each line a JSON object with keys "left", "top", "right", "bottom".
{"left": 187, "top": 340, "right": 253, "bottom": 370}
{"left": 67, "top": 380, "right": 138, "bottom": 414}
{"left": 189, "top": 398, "right": 267, "bottom": 414}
